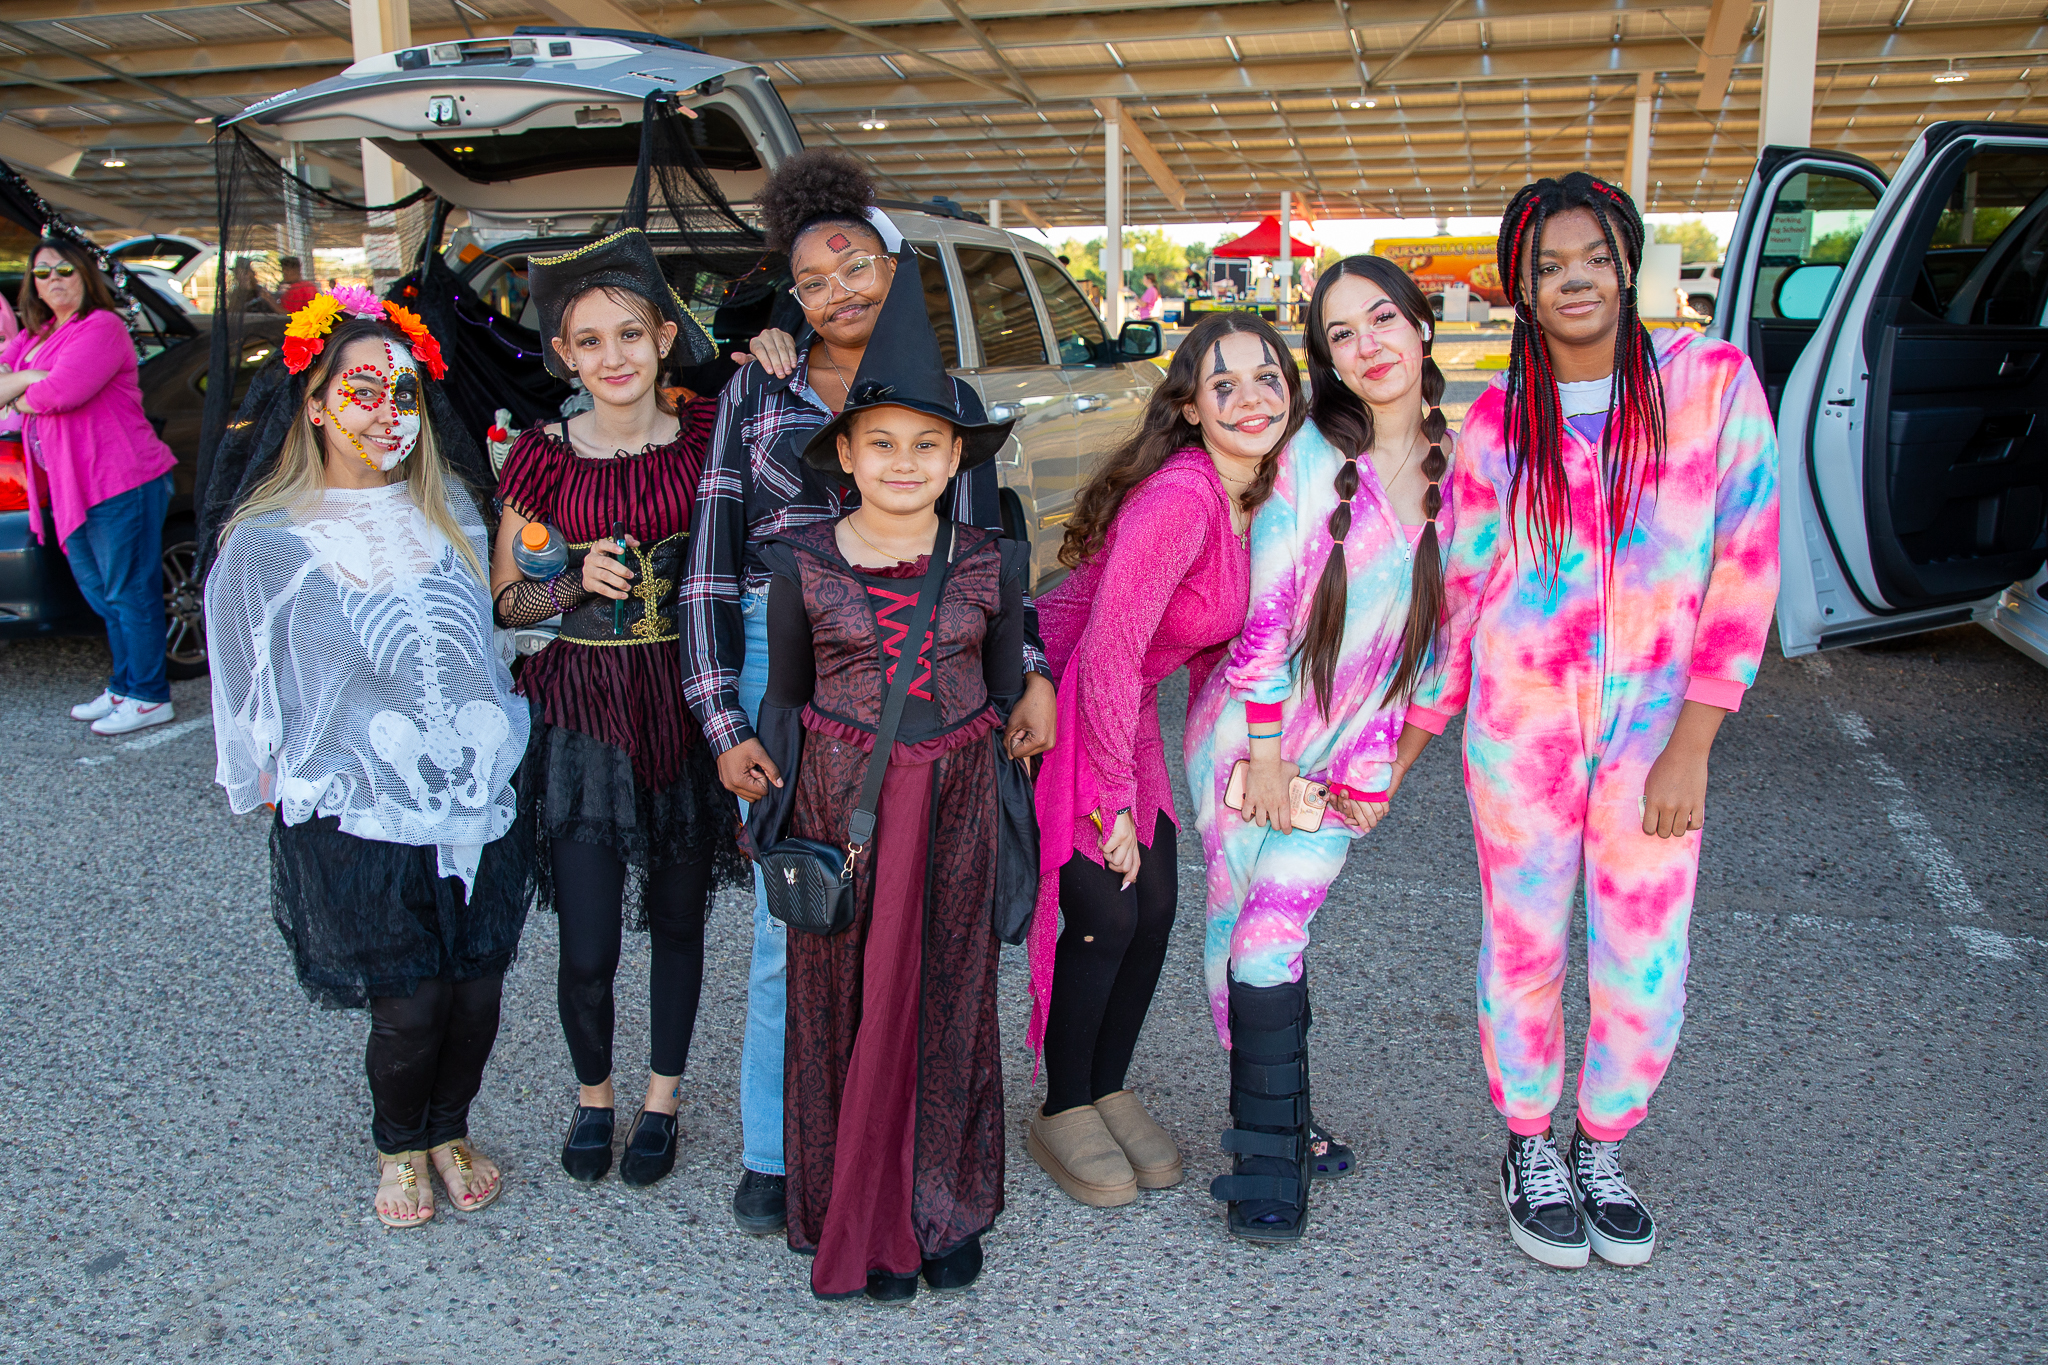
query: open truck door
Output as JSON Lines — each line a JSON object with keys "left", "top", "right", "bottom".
{"left": 1722, "top": 125, "right": 2048, "bottom": 663}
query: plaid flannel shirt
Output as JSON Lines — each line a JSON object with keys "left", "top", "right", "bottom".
{"left": 681, "top": 345, "right": 1047, "bottom": 753}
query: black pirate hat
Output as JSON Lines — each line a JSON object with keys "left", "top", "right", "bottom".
{"left": 799, "top": 245, "right": 1015, "bottom": 479}
{"left": 527, "top": 227, "right": 713, "bottom": 380}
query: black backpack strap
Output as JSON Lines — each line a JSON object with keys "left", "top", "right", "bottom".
{"left": 846, "top": 519, "right": 955, "bottom": 853}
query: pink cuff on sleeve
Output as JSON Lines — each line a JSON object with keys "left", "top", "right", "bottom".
{"left": 1682, "top": 675, "right": 1747, "bottom": 712}
{"left": 1327, "top": 781, "right": 1388, "bottom": 805}
{"left": 1244, "top": 700, "right": 1284, "bottom": 725}
{"left": 1404, "top": 705, "right": 1452, "bottom": 736}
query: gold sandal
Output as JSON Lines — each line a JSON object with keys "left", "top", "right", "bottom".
{"left": 375, "top": 1151, "right": 434, "bottom": 1229}
{"left": 428, "top": 1138, "right": 502, "bottom": 1213}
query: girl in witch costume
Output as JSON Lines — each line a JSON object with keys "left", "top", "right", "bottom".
{"left": 1401, "top": 174, "right": 1778, "bottom": 1268}
{"left": 743, "top": 247, "right": 1028, "bottom": 1304}
{"left": 683, "top": 148, "right": 1053, "bottom": 1236}
{"left": 488, "top": 229, "right": 745, "bottom": 1190}
{"left": 204, "top": 289, "right": 534, "bottom": 1229}
{"left": 1023, "top": 312, "right": 1305, "bottom": 1210}
{"left": 1184, "top": 256, "right": 1458, "bottom": 1243}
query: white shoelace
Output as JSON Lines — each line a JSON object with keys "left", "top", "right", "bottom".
{"left": 1575, "top": 1139, "right": 1640, "bottom": 1209}
{"left": 1517, "top": 1134, "right": 1575, "bottom": 1209}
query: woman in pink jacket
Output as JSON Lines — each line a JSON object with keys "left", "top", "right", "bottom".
{"left": 1402, "top": 175, "right": 1779, "bottom": 1270}
{"left": 1024, "top": 312, "right": 1304, "bottom": 1209}
{"left": 0, "top": 238, "right": 178, "bottom": 734}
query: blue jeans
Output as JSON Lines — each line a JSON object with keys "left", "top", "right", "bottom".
{"left": 64, "top": 474, "right": 171, "bottom": 705}
{"left": 735, "top": 589, "right": 786, "bottom": 1175}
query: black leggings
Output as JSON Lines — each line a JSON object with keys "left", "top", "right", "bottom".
{"left": 1041, "top": 812, "right": 1178, "bottom": 1115}
{"left": 554, "top": 838, "right": 712, "bottom": 1086}
{"left": 366, "top": 973, "right": 505, "bottom": 1155}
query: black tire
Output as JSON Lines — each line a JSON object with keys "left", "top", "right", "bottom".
{"left": 161, "top": 517, "right": 207, "bottom": 681}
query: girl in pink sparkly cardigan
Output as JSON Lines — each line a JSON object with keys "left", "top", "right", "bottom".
{"left": 1024, "top": 312, "right": 1304, "bottom": 1209}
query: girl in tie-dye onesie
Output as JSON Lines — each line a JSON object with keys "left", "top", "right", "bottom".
{"left": 1186, "top": 257, "right": 1455, "bottom": 1243}
{"left": 1401, "top": 174, "right": 1779, "bottom": 1270}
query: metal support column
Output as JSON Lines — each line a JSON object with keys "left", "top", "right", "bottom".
{"left": 1627, "top": 73, "right": 1653, "bottom": 206}
{"left": 1102, "top": 99, "right": 1123, "bottom": 331}
{"left": 1759, "top": 0, "right": 1819, "bottom": 149}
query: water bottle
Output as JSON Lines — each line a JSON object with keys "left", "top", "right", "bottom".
{"left": 514, "top": 521, "right": 568, "bottom": 579}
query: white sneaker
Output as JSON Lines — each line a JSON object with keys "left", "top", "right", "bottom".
{"left": 70, "top": 689, "right": 123, "bottom": 721}
{"left": 91, "top": 697, "right": 174, "bottom": 736}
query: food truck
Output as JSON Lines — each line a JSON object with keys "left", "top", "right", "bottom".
{"left": 1370, "top": 236, "right": 1506, "bottom": 307}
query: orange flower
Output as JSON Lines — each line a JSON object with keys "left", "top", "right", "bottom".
{"left": 382, "top": 301, "right": 448, "bottom": 380}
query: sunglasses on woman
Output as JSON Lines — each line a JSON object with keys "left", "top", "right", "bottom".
{"left": 31, "top": 263, "right": 78, "bottom": 280}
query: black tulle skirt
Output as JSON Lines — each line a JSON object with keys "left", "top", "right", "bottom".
{"left": 268, "top": 794, "right": 539, "bottom": 1012}
{"left": 525, "top": 718, "right": 747, "bottom": 930}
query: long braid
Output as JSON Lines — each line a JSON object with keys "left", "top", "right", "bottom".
{"left": 1299, "top": 255, "right": 1449, "bottom": 713}
{"left": 1496, "top": 173, "right": 1668, "bottom": 582}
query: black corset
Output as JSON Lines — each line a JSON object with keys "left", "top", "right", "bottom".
{"left": 559, "top": 531, "right": 686, "bottom": 646}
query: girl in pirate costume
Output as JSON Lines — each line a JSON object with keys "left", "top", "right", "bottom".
{"left": 1185, "top": 256, "right": 1457, "bottom": 1243}
{"left": 1401, "top": 174, "right": 1779, "bottom": 1267}
{"left": 203, "top": 289, "right": 534, "bottom": 1229}
{"left": 488, "top": 230, "right": 745, "bottom": 1190}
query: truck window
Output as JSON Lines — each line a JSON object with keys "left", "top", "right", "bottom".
{"left": 1912, "top": 150, "right": 2048, "bottom": 325}
{"left": 1028, "top": 257, "right": 1111, "bottom": 365}
{"left": 905, "top": 241, "right": 960, "bottom": 368}
{"left": 955, "top": 246, "right": 1048, "bottom": 368}
{"left": 1754, "top": 171, "right": 1879, "bottom": 320}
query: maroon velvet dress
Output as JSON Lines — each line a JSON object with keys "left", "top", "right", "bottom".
{"left": 743, "top": 520, "right": 1028, "bottom": 1296}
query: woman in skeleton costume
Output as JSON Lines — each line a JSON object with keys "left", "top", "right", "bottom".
{"left": 204, "top": 288, "right": 534, "bottom": 1230}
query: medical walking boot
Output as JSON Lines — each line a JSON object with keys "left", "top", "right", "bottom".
{"left": 1209, "top": 976, "right": 1311, "bottom": 1243}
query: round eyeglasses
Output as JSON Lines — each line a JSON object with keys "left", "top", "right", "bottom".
{"left": 789, "top": 253, "right": 892, "bottom": 309}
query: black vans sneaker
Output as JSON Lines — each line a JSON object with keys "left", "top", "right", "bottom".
{"left": 1568, "top": 1129, "right": 1657, "bottom": 1265}
{"left": 1500, "top": 1130, "right": 1589, "bottom": 1268}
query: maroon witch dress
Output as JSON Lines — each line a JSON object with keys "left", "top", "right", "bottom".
{"left": 742, "top": 520, "right": 1028, "bottom": 1297}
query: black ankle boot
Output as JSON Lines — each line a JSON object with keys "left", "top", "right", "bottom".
{"left": 618, "top": 1109, "right": 678, "bottom": 1188}
{"left": 560, "top": 1105, "right": 614, "bottom": 1183}
{"left": 921, "top": 1234, "right": 983, "bottom": 1292}
{"left": 865, "top": 1270, "right": 919, "bottom": 1304}
{"left": 1209, "top": 976, "right": 1311, "bottom": 1243}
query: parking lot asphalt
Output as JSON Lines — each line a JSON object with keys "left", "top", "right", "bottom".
{"left": 1, "top": 619, "right": 2043, "bottom": 1364}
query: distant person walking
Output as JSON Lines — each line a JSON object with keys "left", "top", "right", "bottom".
{"left": 0, "top": 239, "right": 178, "bottom": 734}
{"left": 276, "top": 255, "right": 318, "bottom": 314}
{"left": 1135, "top": 273, "right": 1161, "bottom": 321}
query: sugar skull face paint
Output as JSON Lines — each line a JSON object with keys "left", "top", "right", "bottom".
{"left": 320, "top": 338, "right": 421, "bottom": 472}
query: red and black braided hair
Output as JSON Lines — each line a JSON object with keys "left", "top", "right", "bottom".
{"left": 1299, "top": 255, "right": 1450, "bottom": 713}
{"left": 1497, "top": 172, "right": 1667, "bottom": 579}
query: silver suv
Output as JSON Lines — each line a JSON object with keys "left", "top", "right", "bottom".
{"left": 228, "top": 28, "right": 1163, "bottom": 586}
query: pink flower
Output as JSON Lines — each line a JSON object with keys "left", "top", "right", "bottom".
{"left": 330, "top": 284, "right": 384, "bottom": 319}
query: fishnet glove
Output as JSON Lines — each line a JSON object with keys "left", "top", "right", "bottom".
{"left": 492, "top": 564, "right": 590, "bottom": 628}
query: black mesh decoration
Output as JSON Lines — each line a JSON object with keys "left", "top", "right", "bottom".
{"left": 196, "top": 127, "right": 442, "bottom": 569}
{"left": 0, "top": 158, "right": 128, "bottom": 285}
{"left": 408, "top": 248, "right": 571, "bottom": 450}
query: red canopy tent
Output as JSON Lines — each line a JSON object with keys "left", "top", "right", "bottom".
{"left": 1209, "top": 215, "right": 1318, "bottom": 258}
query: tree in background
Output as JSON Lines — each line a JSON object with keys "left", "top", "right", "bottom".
{"left": 1055, "top": 232, "right": 1209, "bottom": 296}
{"left": 1654, "top": 219, "right": 1724, "bottom": 264}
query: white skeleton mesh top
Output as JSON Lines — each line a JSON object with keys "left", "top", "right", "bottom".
{"left": 205, "top": 481, "right": 529, "bottom": 894}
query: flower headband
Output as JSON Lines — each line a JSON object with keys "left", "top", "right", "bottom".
{"left": 283, "top": 284, "right": 447, "bottom": 380}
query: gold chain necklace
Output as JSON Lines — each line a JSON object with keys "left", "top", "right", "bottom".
{"left": 843, "top": 511, "right": 912, "bottom": 564}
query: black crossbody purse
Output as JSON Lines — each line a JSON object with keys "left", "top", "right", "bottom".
{"left": 758, "top": 521, "right": 954, "bottom": 936}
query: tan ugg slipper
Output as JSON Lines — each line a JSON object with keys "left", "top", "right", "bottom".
{"left": 1092, "top": 1090, "right": 1185, "bottom": 1189}
{"left": 1027, "top": 1105, "right": 1138, "bottom": 1207}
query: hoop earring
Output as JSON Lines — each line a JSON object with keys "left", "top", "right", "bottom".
{"left": 1513, "top": 302, "right": 1536, "bottom": 326}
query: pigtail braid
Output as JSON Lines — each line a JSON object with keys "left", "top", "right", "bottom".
{"left": 1380, "top": 353, "right": 1449, "bottom": 703}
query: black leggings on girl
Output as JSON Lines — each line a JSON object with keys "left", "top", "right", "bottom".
{"left": 366, "top": 973, "right": 505, "bottom": 1155}
{"left": 553, "top": 837, "right": 712, "bottom": 1086}
{"left": 1041, "top": 812, "right": 1177, "bottom": 1115}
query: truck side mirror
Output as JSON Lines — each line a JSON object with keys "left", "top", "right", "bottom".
{"left": 1118, "top": 320, "right": 1163, "bottom": 360}
{"left": 1774, "top": 263, "right": 1843, "bottom": 321}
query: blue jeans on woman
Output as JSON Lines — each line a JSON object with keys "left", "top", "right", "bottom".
{"left": 735, "top": 589, "right": 786, "bottom": 1176}
{"left": 64, "top": 474, "right": 171, "bottom": 705}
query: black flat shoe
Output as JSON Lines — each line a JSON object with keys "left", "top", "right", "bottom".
{"left": 731, "top": 1168, "right": 786, "bottom": 1234}
{"left": 921, "top": 1234, "right": 983, "bottom": 1293}
{"left": 560, "top": 1105, "right": 614, "bottom": 1183}
{"left": 618, "top": 1109, "right": 678, "bottom": 1188}
{"left": 865, "top": 1270, "right": 918, "bottom": 1304}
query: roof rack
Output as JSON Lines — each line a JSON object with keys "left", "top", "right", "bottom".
{"left": 878, "top": 195, "right": 988, "bottom": 226}
{"left": 511, "top": 26, "right": 705, "bottom": 55}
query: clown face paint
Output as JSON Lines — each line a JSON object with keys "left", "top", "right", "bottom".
{"left": 323, "top": 339, "right": 421, "bottom": 471}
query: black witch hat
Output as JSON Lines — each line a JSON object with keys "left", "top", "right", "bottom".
{"left": 798, "top": 246, "right": 1015, "bottom": 479}
{"left": 527, "top": 227, "right": 713, "bottom": 380}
